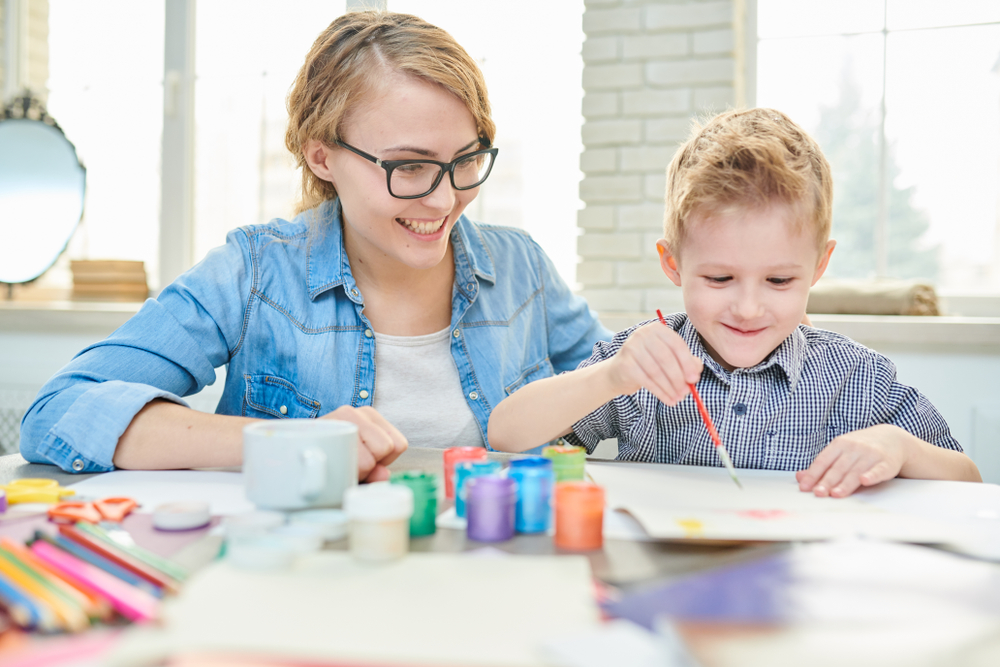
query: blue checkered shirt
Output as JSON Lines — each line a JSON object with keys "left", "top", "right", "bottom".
{"left": 564, "top": 312, "right": 961, "bottom": 470}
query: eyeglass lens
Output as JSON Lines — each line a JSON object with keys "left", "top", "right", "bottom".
{"left": 390, "top": 151, "right": 494, "bottom": 198}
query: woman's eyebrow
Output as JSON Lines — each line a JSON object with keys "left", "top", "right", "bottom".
{"left": 383, "top": 138, "right": 480, "bottom": 158}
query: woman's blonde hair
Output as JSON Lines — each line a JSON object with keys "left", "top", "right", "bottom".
{"left": 663, "top": 108, "right": 833, "bottom": 253}
{"left": 285, "top": 11, "right": 495, "bottom": 214}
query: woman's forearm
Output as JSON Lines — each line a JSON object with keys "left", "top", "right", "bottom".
{"left": 112, "top": 399, "right": 256, "bottom": 469}
{"left": 487, "top": 362, "right": 618, "bottom": 453}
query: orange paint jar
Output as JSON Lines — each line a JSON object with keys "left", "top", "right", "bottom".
{"left": 554, "top": 482, "right": 605, "bottom": 551}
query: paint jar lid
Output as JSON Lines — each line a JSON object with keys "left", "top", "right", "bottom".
{"left": 289, "top": 509, "right": 348, "bottom": 540}
{"left": 509, "top": 456, "right": 554, "bottom": 476}
{"left": 455, "top": 459, "right": 502, "bottom": 475}
{"left": 223, "top": 510, "right": 286, "bottom": 539}
{"left": 268, "top": 524, "right": 325, "bottom": 553}
{"left": 344, "top": 482, "right": 413, "bottom": 521}
{"left": 468, "top": 475, "right": 517, "bottom": 499}
{"left": 543, "top": 445, "right": 585, "bottom": 460}
{"left": 390, "top": 470, "right": 438, "bottom": 493}
{"left": 227, "top": 535, "right": 296, "bottom": 570}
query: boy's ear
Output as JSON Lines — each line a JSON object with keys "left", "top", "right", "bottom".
{"left": 811, "top": 240, "right": 836, "bottom": 286}
{"left": 303, "top": 139, "right": 336, "bottom": 182}
{"left": 656, "top": 239, "right": 683, "bottom": 287}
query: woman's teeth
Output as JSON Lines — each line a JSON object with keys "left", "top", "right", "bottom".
{"left": 397, "top": 217, "right": 446, "bottom": 235}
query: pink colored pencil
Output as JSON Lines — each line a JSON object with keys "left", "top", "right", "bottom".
{"left": 29, "top": 540, "right": 159, "bottom": 622}
{"left": 656, "top": 309, "right": 743, "bottom": 489}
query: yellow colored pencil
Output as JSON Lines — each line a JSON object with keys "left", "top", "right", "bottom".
{"left": 0, "top": 547, "right": 89, "bottom": 632}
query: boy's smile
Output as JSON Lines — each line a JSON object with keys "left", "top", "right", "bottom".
{"left": 658, "top": 202, "right": 835, "bottom": 371}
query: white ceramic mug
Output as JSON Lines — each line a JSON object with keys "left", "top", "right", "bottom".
{"left": 243, "top": 420, "right": 359, "bottom": 510}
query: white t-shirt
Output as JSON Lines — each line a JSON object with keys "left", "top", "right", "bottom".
{"left": 371, "top": 327, "right": 486, "bottom": 450}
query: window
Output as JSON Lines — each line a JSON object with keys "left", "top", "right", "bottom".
{"left": 756, "top": 0, "right": 1000, "bottom": 294}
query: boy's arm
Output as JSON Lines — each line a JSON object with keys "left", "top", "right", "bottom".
{"left": 488, "top": 321, "right": 703, "bottom": 453}
{"left": 796, "top": 424, "right": 981, "bottom": 498}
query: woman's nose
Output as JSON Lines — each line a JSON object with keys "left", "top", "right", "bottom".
{"left": 421, "top": 174, "right": 457, "bottom": 211}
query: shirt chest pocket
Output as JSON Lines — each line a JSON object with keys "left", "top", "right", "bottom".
{"left": 243, "top": 375, "right": 321, "bottom": 419}
{"left": 504, "top": 359, "right": 555, "bottom": 396}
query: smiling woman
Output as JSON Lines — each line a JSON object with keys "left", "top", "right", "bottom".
{"left": 18, "top": 10, "right": 610, "bottom": 478}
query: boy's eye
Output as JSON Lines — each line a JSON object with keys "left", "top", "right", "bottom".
{"left": 706, "top": 276, "right": 732, "bottom": 284}
{"left": 768, "top": 277, "right": 793, "bottom": 285}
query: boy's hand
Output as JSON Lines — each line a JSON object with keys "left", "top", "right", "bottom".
{"left": 796, "top": 425, "right": 906, "bottom": 497}
{"left": 605, "top": 322, "right": 704, "bottom": 406}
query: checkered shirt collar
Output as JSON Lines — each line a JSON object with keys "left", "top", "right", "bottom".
{"left": 676, "top": 317, "right": 808, "bottom": 394}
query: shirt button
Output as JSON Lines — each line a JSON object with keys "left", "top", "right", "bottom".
{"left": 359, "top": 390, "right": 369, "bottom": 400}
{"left": 467, "top": 282, "right": 476, "bottom": 291}
{"left": 732, "top": 403, "right": 747, "bottom": 416}
{"left": 469, "top": 392, "right": 479, "bottom": 401}
{"left": 453, "top": 329, "right": 460, "bottom": 338}
{"left": 364, "top": 329, "right": 373, "bottom": 338}
{"left": 351, "top": 288, "right": 359, "bottom": 297}
{"left": 71, "top": 459, "right": 84, "bottom": 472}
{"left": 279, "top": 405, "right": 288, "bottom": 415}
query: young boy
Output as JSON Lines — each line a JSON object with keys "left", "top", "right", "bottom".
{"left": 488, "top": 108, "right": 981, "bottom": 498}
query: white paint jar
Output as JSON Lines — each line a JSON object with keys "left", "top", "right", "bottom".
{"left": 343, "top": 483, "right": 414, "bottom": 563}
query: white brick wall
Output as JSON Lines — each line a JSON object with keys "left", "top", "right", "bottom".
{"left": 579, "top": 0, "right": 751, "bottom": 330}
{"left": 0, "top": 0, "right": 49, "bottom": 101}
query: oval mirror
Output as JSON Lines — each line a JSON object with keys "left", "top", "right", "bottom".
{"left": 0, "top": 95, "right": 86, "bottom": 284}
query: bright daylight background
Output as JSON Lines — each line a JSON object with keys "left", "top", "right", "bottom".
{"left": 46, "top": 0, "right": 585, "bottom": 291}
{"left": 43, "top": 0, "right": 1000, "bottom": 296}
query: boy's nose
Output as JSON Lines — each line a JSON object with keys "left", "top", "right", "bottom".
{"left": 733, "top": 289, "right": 766, "bottom": 321}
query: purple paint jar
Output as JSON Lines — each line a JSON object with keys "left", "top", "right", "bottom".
{"left": 466, "top": 475, "right": 517, "bottom": 543}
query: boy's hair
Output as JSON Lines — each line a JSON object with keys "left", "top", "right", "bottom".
{"left": 285, "top": 10, "right": 495, "bottom": 214}
{"left": 663, "top": 108, "right": 833, "bottom": 252}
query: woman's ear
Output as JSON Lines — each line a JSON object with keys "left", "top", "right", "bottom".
{"left": 811, "top": 239, "right": 836, "bottom": 286}
{"left": 303, "top": 139, "right": 336, "bottom": 183}
{"left": 657, "top": 239, "right": 682, "bottom": 287}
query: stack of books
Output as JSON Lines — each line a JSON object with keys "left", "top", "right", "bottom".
{"left": 71, "top": 260, "right": 148, "bottom": 301}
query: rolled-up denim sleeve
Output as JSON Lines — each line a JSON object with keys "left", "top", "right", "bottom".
{"left": 531, "top": 239, "right": 612, "bottom": 372}
{"left": 20, "top": 228, "right": 254, "bottom": 472}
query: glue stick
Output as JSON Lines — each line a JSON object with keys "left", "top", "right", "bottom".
{"left": 542, "top": 444, "right": 586, "bottom": 482}
{"left": 554, "top": 482, "right": 604, "bottom": 551}
{"left": 390, "top": 470, "right": 437, "bottom": 537}
{"left": 443, "top": 447, "right": 488, "bottom": 499}
{"left": 508, "top": 457, "right": 554, "bottom": 533}
{"left": 466, "top": 475, "right": 517, "bottom": 542}
{"left": 344, "top": 483, "right": 413, "bottom": 562}
{"left": 453, "top": 459, "right": 502, "bottom": 519}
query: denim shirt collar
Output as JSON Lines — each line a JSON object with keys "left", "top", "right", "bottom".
{"left": 305, "top": 199, "right": 497, "bottom": 302}
{"left": 678, "top": 317, "right": 807, "bottom": 393}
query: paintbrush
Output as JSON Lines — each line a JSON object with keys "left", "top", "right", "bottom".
{"left": 656, "top": 309, "right": 743, "bottom": 490}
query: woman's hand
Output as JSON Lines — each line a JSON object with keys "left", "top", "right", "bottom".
{"left": 321, "top": 406, "right": 408, "bottom": 482}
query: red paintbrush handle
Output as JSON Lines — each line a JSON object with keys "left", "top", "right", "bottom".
{"left": 688, "top": 383, "right": 722, "bottom": 448}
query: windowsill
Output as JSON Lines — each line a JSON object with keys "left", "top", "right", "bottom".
{"left": 598, "top": 312, "right": 1000, "bottom": 351}
{"left": 0, "top": 300, "right": 143, "bottom": 333}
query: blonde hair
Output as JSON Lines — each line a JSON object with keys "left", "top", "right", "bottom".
{"left": 285, "top": 11, "right": 496, "bottom": 214}
{"left": 663, "top": 108, "right": 832, "bottom": 253}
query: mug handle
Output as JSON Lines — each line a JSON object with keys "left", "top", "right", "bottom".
{"left": 300, "top": 447, "right": 327, "bottom": 501}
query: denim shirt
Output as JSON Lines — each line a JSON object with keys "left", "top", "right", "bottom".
{"left": 21, "top": 200, "right": 611, "bottom": 472}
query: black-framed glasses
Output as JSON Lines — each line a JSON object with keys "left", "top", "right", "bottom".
{"left": 335, "top": 139, "right": 498, "bottom": 199}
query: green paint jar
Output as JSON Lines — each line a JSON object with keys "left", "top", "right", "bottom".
{"left": 542, "top": 444, "right": 586, "bottom": 482}
{"left": 390, "top": 471, "right": 438, "bottom": 537}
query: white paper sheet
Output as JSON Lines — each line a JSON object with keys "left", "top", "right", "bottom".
{"left": 70, "top": 470, "right": 255, "bottom": 516}
{"left": 587, "top": 462, "right": 970, "bottom": 543}
{"left": 109, "top": 552, "right": 601, "bottom": 666}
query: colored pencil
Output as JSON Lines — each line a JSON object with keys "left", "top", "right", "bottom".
{"left": 656, "top": 309, "right": 743, "bottom": 490}
{"left": 0, "top": 569, "right": 55, "bottom": 631}
{"left": 30, "top": 540, "right": 159, "bottom": 623}
{"left": 32, "top": 532, "right": 162, "bottom": 598}
{"left": 59, "top": 525, "right": 181, "bottom": 594}
{"left": 77, "top": 522, "right": 189, "bottom": 581}
{"left": 0, "top": 546, "right": 88, "bottom": 632}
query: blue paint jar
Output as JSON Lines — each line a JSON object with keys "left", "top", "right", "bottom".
{"left": 453, "top": 459, "right": 502, "bottom": 518}
{"left": 508, "top": 456, "right": 554, "bottom": 533}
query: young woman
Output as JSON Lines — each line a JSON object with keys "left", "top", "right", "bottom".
{"left": 20, "top": 11, "right": 609, "bottom": 482}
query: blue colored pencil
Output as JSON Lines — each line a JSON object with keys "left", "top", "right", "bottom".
{"left": 31, "top": 532, "right": 162, "bottom": 599}
{"left": 0, "top": 569, "right": 58, "bottom": 632}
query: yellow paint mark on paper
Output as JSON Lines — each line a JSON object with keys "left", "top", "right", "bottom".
{"left": 676, "top": 518, "right": 704, "bottom": 537}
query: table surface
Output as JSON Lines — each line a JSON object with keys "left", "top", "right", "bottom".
{"left": 0, "top": 448, "right": 779, "bottom": 587}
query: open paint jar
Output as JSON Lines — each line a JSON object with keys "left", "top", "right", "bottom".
{"left": 343, "top": 483, "right": 414, "bottom": 562}
{"left": 542, "top": 444, "right": 586, "bottom": 482}
{"left": 554, "top": 482, "right": 605, "bottom": 551}
{"left": 453, "top": 459, "right": 502, "bottom": 519}
{"left": 508, "top": 456, "right": 554, "bottom": 533}
{"left": 442, "top": 447, "right": 488, "bottom": 499}
{"left": 390, "top": 470, "right": 438, "bottom": 537}
{"left": 466, "top": 475, "right": 517, "bottom": 542}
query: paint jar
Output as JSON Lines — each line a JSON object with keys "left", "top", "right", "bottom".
{"left": 390, "top": 471, "right": 438, "bottom": 537}
{"left": 443, "top": 447, "right": 489, "bottom": 499}
{"left": 466, "top": 475, "right": 517, "bottom": 542}
{"left": 453, "top": 459, "right": 502, "bottom": 518}
{"left": 542, "top": 444, "right": 586, "bottom": 482}
{"left": 343, "top": 482, "right": 414, "bottom": 563}
{"left": 508, "top": 457, "right": 554, "bottom": 534}
{"left": 554, "top": 482, "right": 605, "bottom": 551}
{"left": 289, "top": 509, "right": 348, "bottom": 541}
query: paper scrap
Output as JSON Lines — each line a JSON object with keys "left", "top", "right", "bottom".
{"left": 70, "top": 470, "right": 255, "bottom": 517}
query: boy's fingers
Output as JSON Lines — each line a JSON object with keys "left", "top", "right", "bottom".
{"left": 859, "top": 460, "right": 893, "bottom": 487}
{"left": 799, "top": 445, "right": 840, "bottom": 490}
{"left": 830, "top": 470, "right": 862, "bottom": 497}
{"left": 813, "top": 450, "right": 860, "bottom": 497}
